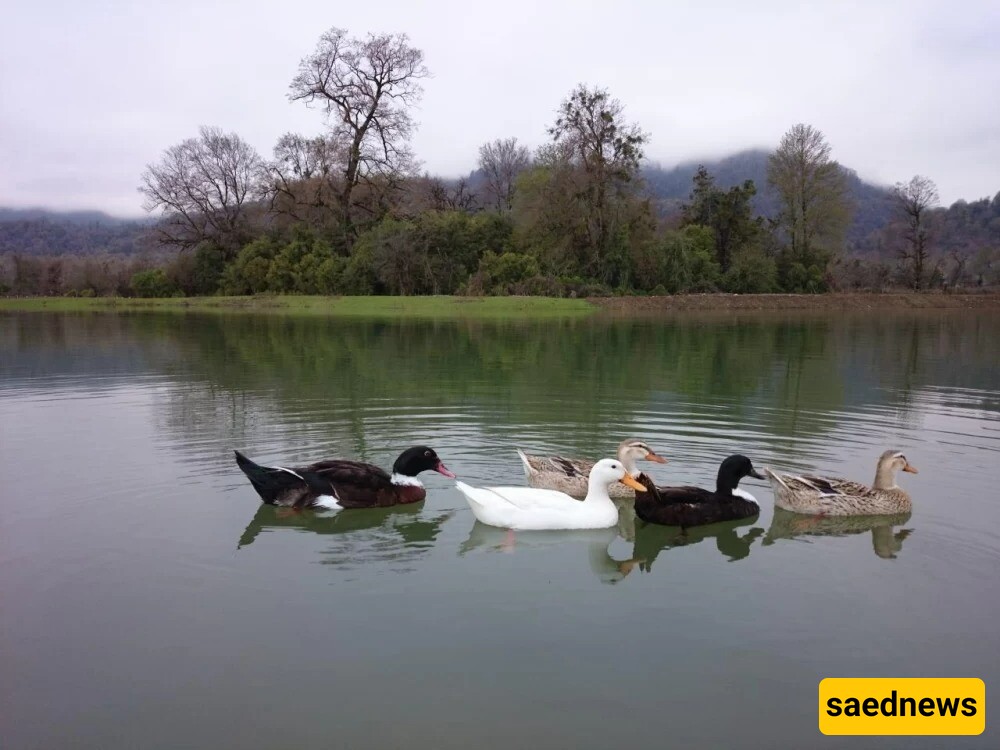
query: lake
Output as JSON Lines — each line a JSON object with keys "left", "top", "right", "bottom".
{"left": 1, "top": 309, "right": 998, "bottom": 748}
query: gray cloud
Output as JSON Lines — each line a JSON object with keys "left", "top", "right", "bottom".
{"left": 1, "top": 0, "right": 997, "bottom": 216}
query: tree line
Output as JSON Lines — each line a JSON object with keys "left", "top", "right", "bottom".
{"left": 3, "top": 26, "right": 998, "bottom": 298}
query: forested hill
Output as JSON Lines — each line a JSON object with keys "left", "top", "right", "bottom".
{"left": 642, "top": 149, "right": 895, "bottom": 250}
{"left": 0, "top": 208, "right": 151, "bottom": 256}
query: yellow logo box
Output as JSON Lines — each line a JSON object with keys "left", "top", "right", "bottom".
{"left": 819, "top": 678, "right": 985, "bottom": 735}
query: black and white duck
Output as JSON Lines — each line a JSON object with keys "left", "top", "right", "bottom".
{"left": 234, "top": 446, "right": 455, "bottom": 510}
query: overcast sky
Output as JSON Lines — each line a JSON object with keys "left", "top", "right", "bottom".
{"left": 2, "top": 0, "right": 998, "bottom": 217}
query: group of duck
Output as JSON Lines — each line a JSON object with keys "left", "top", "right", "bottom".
{"left": 234, "top": 439, "right": 919, "bottom": 531}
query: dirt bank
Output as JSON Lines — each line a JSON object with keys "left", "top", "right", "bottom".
{"left": 591, "top": 292, "right": 1000, "bottom": 314}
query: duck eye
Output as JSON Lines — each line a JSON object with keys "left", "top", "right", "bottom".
{"left": 424, "top": 450, "right": 432, "bottom": 457}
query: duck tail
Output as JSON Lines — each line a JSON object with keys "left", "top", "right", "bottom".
{"left": 234, "top": 450, "right": 307, "bottom": 504}
{"left": 454, "top": 481, "right": 486, "bottom": 508}
{"left": 515, "top": 449, "right": 535, "bottom": 481}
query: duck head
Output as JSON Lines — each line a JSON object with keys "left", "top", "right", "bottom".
{"left": 616, "top": 439, "right": 668, "bottom": 477}
{"left": 716, "top": 455, "right": 765, "bottom": 495}
{"left": 392, "top": 446, "right": 456, "bottom": 479}
{"left": 589, "top": 458, "right": 648, "bottom": 495}
{"left": 873, "top": 449, "right": 918, "bottom": 490}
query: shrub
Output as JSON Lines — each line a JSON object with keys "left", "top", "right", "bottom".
{"left": 469, "top": 251, "right": 540, "bottom": 295}
{"left": 721, "top": 248, "right": 778, "bottom": 293}
{"left": 131, "top": 268, "right": 177, "bottom": 298}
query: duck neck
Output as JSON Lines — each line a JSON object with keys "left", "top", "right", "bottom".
{"left": 391, "top": 473, "right": 423, "bottom": 487}
{"left": 715, "top": 471, "right": 738, "bottom": 496}
{"left": 618, "top": 452, "right": 642, "bottom": 478}
{"left": 584, "top": 475, "right": 617, "bottom": 505}
{"left": 873, "top": 464, "right": 897, "bottom": 490}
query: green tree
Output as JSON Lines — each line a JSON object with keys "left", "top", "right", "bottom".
{"left": 630, "top": 226, "right": 719, "bottom": 293}
{"left": 548, "top": 85, "right": 648, "bottom": 285}
{"left": 767, "top": 124, "right": 851, "bottom": 288}
{"left": 221, "top": 237, "right": 279, "bottom": 294}
{"left": 681, "top": 166, "right": 763, "bottom": 272}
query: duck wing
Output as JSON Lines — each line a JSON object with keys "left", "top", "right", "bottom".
{"left": 785, "top": 473, "right": 869, "bottom": 498}
{"left": 653, "top": 485, "right": 716, "bottom": 505}
{"left": 304, "top": 459, "right": 395, "bottom": 508}
{"left": 634, "top": 474, "right": 758, "bottom": 528}
{"left": 635, "top": 474, "right": 713, "bottom": 505}
{"left": 307, "top": 459, "right": 391, "bottom": 484}
{"left": 639, "top": 499, "right": 759, "bottom": 528}
{"left": 456, "top": 483, "right": 578, "bottom": 511}
{"left": 542, "top": 455, "right": 591, "bottom": 479}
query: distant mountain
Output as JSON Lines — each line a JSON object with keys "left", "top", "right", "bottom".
{"left": 642, "top": 149, "right": 895, "bottom": 251}
{"left": 0, "top": 208, "right": 153, "bottom": 256}
{"left": 0, "top": 207, "right": 147, "bottom": 225}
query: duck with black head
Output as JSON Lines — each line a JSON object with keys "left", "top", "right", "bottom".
{"left": 634, "top": 454, "right": 766, "bottom": 528}
{"left": 234, "top": 446, "right": 455, "bottom": 510}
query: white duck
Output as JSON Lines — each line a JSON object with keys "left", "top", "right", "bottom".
{"left": 455, "top": 458, "right": 646, "bottom": 530}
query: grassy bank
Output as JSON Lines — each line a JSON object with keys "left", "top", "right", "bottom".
{"left": 0, "top": 295, "right": 597, "bottom": 319}
{"left": 3, "top": 292, "right": 998, "bottom": 319}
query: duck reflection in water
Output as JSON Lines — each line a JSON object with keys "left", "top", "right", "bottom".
{"left": 238, "top": 503, "right": 453, "bottom": 566}
{"left": 763, "top": 508, "right": 912, "bottom": 559}
{"left": 617, "top": 516, "right": 765, "bottom": 573}
{"left": 459, "top": 522, "right": 639, "bottom": 584}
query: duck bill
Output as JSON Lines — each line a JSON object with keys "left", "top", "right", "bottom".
{"left": 644, "top": 453, "right": 668, "bottom": 464}
{"left": 620, "top": 475, "right": 647, "bottom": 492}
{"left": 902, "top": 463, "right": 919, "bottom": 474}
{"left": 749, "top": 468, "right": 767, "bottom": 480}
{"left": 434, "top": 461, "right": 457, "bottom": 479}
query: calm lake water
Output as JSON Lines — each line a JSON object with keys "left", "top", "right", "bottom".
{"left": 1, "top": 309, "right": 998, "bottom": 748}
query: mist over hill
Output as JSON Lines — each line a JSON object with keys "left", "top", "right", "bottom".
{"left": 0, "top": 208, "right": 152, "bottom": 256}
{"left": 2, "top": 151, "right": 995, "bottom": 264}
{"left": 641, "top": 149, "right": 896, "bottom": 250}
{"left": 0, "top": 208, "right": 142, "bottom": 225}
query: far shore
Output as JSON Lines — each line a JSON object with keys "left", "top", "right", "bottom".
{"left": 592, "top": 290, "right": 1000, "bottom": 314}
{"left": 1, "top": 291, "right": 998, "bottom": 319}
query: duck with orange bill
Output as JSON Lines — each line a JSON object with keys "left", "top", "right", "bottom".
{"left": 455, "top": 458, "right": 646, "bottom": 530}
{"left": 515, "top": 438, "right": 667, "bottom": 497}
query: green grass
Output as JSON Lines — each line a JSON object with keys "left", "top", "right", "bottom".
{"left": 0, "top": 295, "right": 597, "bottom": 319}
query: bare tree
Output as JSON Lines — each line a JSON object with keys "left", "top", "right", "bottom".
{"left": 262, "top": 132, "right": 346, "bottom": 228}
{"left": 892, "top": 175, "right": 939, "bottom": 290}
{"left": 478, "top": 137, "right": 530, "bottom": 213}
{"left": 289, "top": 27, "right": 429, "bottom": 246}
{"left": 767, "top": 124, "right": 851, "bottom": 267}
{"left": 427, "top": 177, "right": 479, "bottom": 212}
{"left": 140, "top": 126, "right": 262, "bottom": 254}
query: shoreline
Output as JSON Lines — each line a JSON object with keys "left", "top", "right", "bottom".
{"left": 591, "top": 291, "right": 1000, "bottom": 314}
{"left": 1, "top": 291, "right": 998, "bottom": 319}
